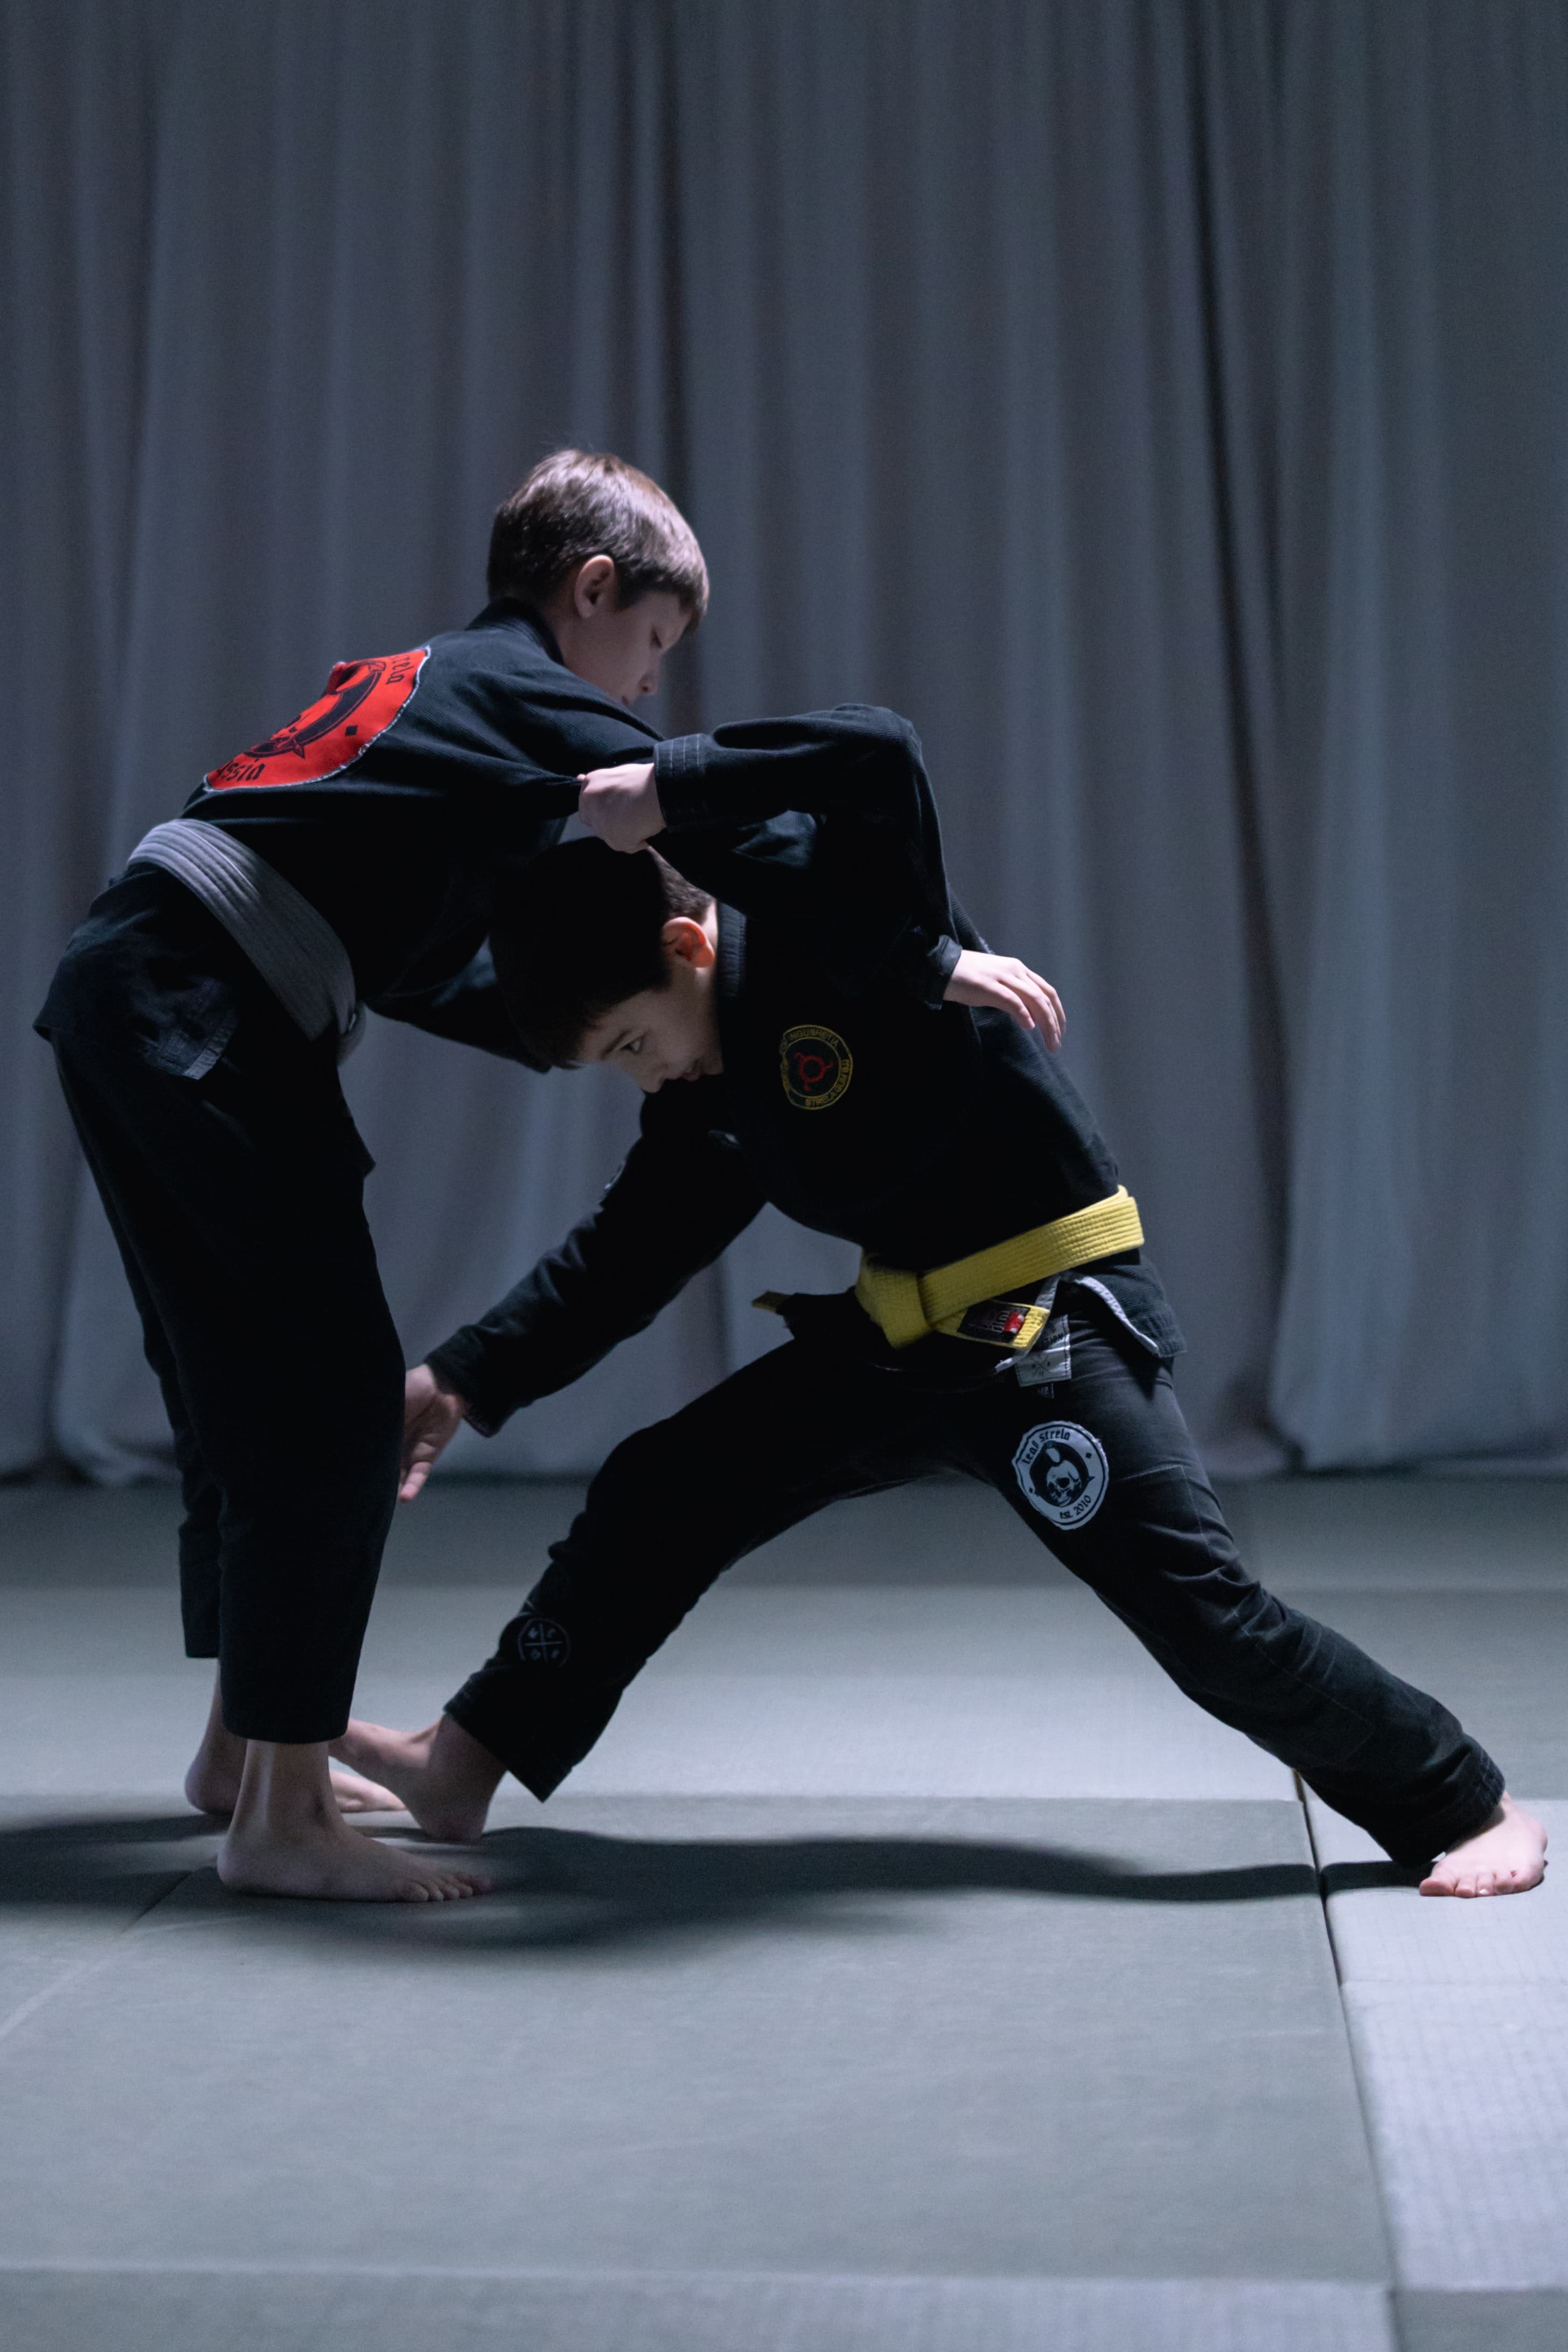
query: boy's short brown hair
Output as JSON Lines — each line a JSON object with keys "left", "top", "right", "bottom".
{"left": 487, "top": 449, "right": 709, "bottom": 622}
{"left": 490, "top": 837, "right": 715, "bottom": 1068}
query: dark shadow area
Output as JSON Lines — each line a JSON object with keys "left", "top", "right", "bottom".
{"left": 1320, "top": 1859, "right": 1425, "bottom": 1896}
{"left": 0, "top": 1810, "right": 1322, "bottom": 1962}
{"left": 0, "top": 1811, "right": 216, "bottom": 1905}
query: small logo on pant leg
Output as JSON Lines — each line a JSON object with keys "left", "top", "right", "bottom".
{"left": 514, "top": 1614, "right": 570, "bottom": 1665}
{"left": 1012, "top": 1422, "right": 1109, "bottom": 1529}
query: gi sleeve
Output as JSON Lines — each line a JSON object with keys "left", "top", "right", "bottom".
{"left": 424, "top": 1084, "right": 766, "bottom": 1432}
{"left": 494, "top": 664, "right": 665, "bottom": 783}
{"left": 652, "top": 706, "right": 963, "bottom": 1007}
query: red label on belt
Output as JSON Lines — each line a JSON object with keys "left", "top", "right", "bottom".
{"left": 205, "top": 646, "right": 429, "bottom": 789}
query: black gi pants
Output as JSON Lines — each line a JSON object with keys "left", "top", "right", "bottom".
{"left": 43, "top": 878, "right": 403, "bottom": 1743}
{"left": 448, "top": 1313, "right": 1504, "bottom": 1866}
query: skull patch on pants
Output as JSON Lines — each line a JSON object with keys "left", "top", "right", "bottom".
{"left": 1012, "top": 1422, "right": 1109, "bottom": 1530}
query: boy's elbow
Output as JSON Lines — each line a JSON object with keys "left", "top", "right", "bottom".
{"left": 833, "top": 705, "right": 922, "bottom": 759}
{"left": 856, "top": 712, "right": 927, "bottom": 809}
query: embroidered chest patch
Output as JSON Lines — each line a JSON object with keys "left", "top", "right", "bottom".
{"left": 780, "top": 1024, "right": 853, "bottom": 1110}
{"left": 205, "top": 645, "right": 429, "bottom": 788}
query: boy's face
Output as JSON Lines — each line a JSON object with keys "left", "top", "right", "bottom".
{"left": 547, "top": 558, "right": 690, "bottom": 708}
{"left": 579, "top": 914, "right": 723, "bottom": 1092}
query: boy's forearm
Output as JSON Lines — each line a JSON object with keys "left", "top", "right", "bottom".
{"left": 425, "top": 1104, "right": 764, "bottom": 1435}
{"left": 652, "top": 705, "right": 930, "bottom": 833}
{"left": 426, "top": 1247, "right": 626, "bottom": 1435}
{"left": 652, "top": 707, "right": 961, "bottom": 1005}
{"left": 427, "top": 1210, "right": 742, "bottom": 1435}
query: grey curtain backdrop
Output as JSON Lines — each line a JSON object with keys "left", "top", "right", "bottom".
{"left": 5, "top": 0, "right": 1568, "bottom": 1481}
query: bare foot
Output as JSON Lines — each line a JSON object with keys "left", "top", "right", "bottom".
{"left": 331, "top": 1715, "right": 505, "bottom": 1845}
{"left": 217, "top": 1739, "right": 492, "bottom": 1903}
{"left": 184, "top": 1674, "right": 407, "bottom": 1818}
{"left": 190, "top": 1756, "right": 407, "bottom": 1818}
{"left": 1419, "top": 1792, "right": 1548, "bottom": 1898}
{"left": 185, "top": 1752, "right": 247, "bottom": 1817}
{"left": 326, "top": 1764, "right": 411, "bottom": 1814}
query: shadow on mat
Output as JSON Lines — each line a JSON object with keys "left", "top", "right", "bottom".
{"left": 1320, "top": 1859, "right": 1425, "bottom": 1895}
{"left": 0, "top": 1810, "right": 1323, "bottom": 1957}
{"left": 0, "top": 1811, "right": 215, "bottom": 1906}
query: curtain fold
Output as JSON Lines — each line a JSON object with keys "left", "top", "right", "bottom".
{"left": 5, "top": 0, "right": 1566, "bottom": 1479}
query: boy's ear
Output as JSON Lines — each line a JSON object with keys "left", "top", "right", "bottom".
{"left": 570, "top": 554, "right": 618, "bottom": 617}
{"left": 662, "top": 916, "right": 715, "bottom": 971}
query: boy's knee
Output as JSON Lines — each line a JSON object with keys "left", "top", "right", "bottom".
{"left": 581, "top": 1418, "right": 694, "bottom": 1530}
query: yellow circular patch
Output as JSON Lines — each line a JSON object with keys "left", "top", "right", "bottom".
{"left": 780, "top": 1024, "right": 853, "bottom": 1110}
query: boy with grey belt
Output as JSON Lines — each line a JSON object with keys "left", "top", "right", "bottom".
{"left": 38, "top": 455, "right": 1040, "bottom": 1903}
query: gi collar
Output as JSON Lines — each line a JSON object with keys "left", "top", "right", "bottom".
{"left": 464, "top": 599, "right": 566, "bottom": 667}
{"left": 715, "top": 902, "right": 747, "bottom": 1070}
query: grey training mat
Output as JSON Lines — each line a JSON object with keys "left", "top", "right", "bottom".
{"left": 0, "top": 2270, "right": 1397, "bottom": 2352}
{"left": 0, "top": 1577, "right": 1294, "bottom": 1806}
{"left": 1226, "top": 1478, "right": 1568, "bottom": 1596}
{"left": 1311, "top": 1795, "right": 1568, "bottom": 2300}
{"left": 1310, "top": 1796, "right": 1568, "bottom": 1985}
{"left": 1341, "top": 1982, "right": 1568, "bottom": 2290}
{"left": 11, "top": 1476, "right": 1565, "bottom": 2351}
{"left": 358, "top": 1582, "right": 1293, "bottom": 1801}
{"left": 0, "top": 1800, "right": 190, "bottom": 2037}
{"left": 1395, "top": 2290, "right": 1568, "bottom": 2352}
{"left": 0, "top": 1799, "right": 1382, "bottom": 2290}
{"left": 0, "top": 1478, "right": 1063, "bottom": 1592}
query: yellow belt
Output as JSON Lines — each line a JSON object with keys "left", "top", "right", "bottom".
{"left": 850, "top": 1187, "right": 1144, "bottom": 1349}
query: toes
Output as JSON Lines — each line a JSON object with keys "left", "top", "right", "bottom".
{"left": 1418, "top": 1840, "right": 1546, "bottom": 1899}
{"left": 407, "top": 1871, "right": 482, "bottom": 1902}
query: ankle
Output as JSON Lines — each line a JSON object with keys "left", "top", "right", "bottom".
{"left": 229, "top": 1740, "right": 342, "bottom": 1836}
{"left": 190, "top": 1669, "right": 246, "bottom": 1773}
{"left": 434, "top": 1715, "right": 506, "bottom": 1805}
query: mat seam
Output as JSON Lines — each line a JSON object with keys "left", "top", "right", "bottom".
{"left": 0, "top": 1866, "right": 192, "bottom": 2051}
{"left": 1298, "top": 1769, "right": 1407, "bottom": 2350}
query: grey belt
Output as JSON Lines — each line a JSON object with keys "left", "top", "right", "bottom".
{"left": 126, "top": 817, "right": 365, "bottom": 1061}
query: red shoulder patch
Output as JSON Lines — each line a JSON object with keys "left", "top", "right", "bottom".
{"left": 205, "top": 645, "right": 429, "bottom": 789}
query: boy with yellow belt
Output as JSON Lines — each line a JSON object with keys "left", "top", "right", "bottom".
{"left": 339, "top": 707, "right": 1545, "bottom": 1897}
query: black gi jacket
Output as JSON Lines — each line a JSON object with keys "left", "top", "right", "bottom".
{"left": 39, "top": 606, "right": 960, "bottom": 1071}
{"left": 428, "top": 706, "right": 1184, "bottom": 1426}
